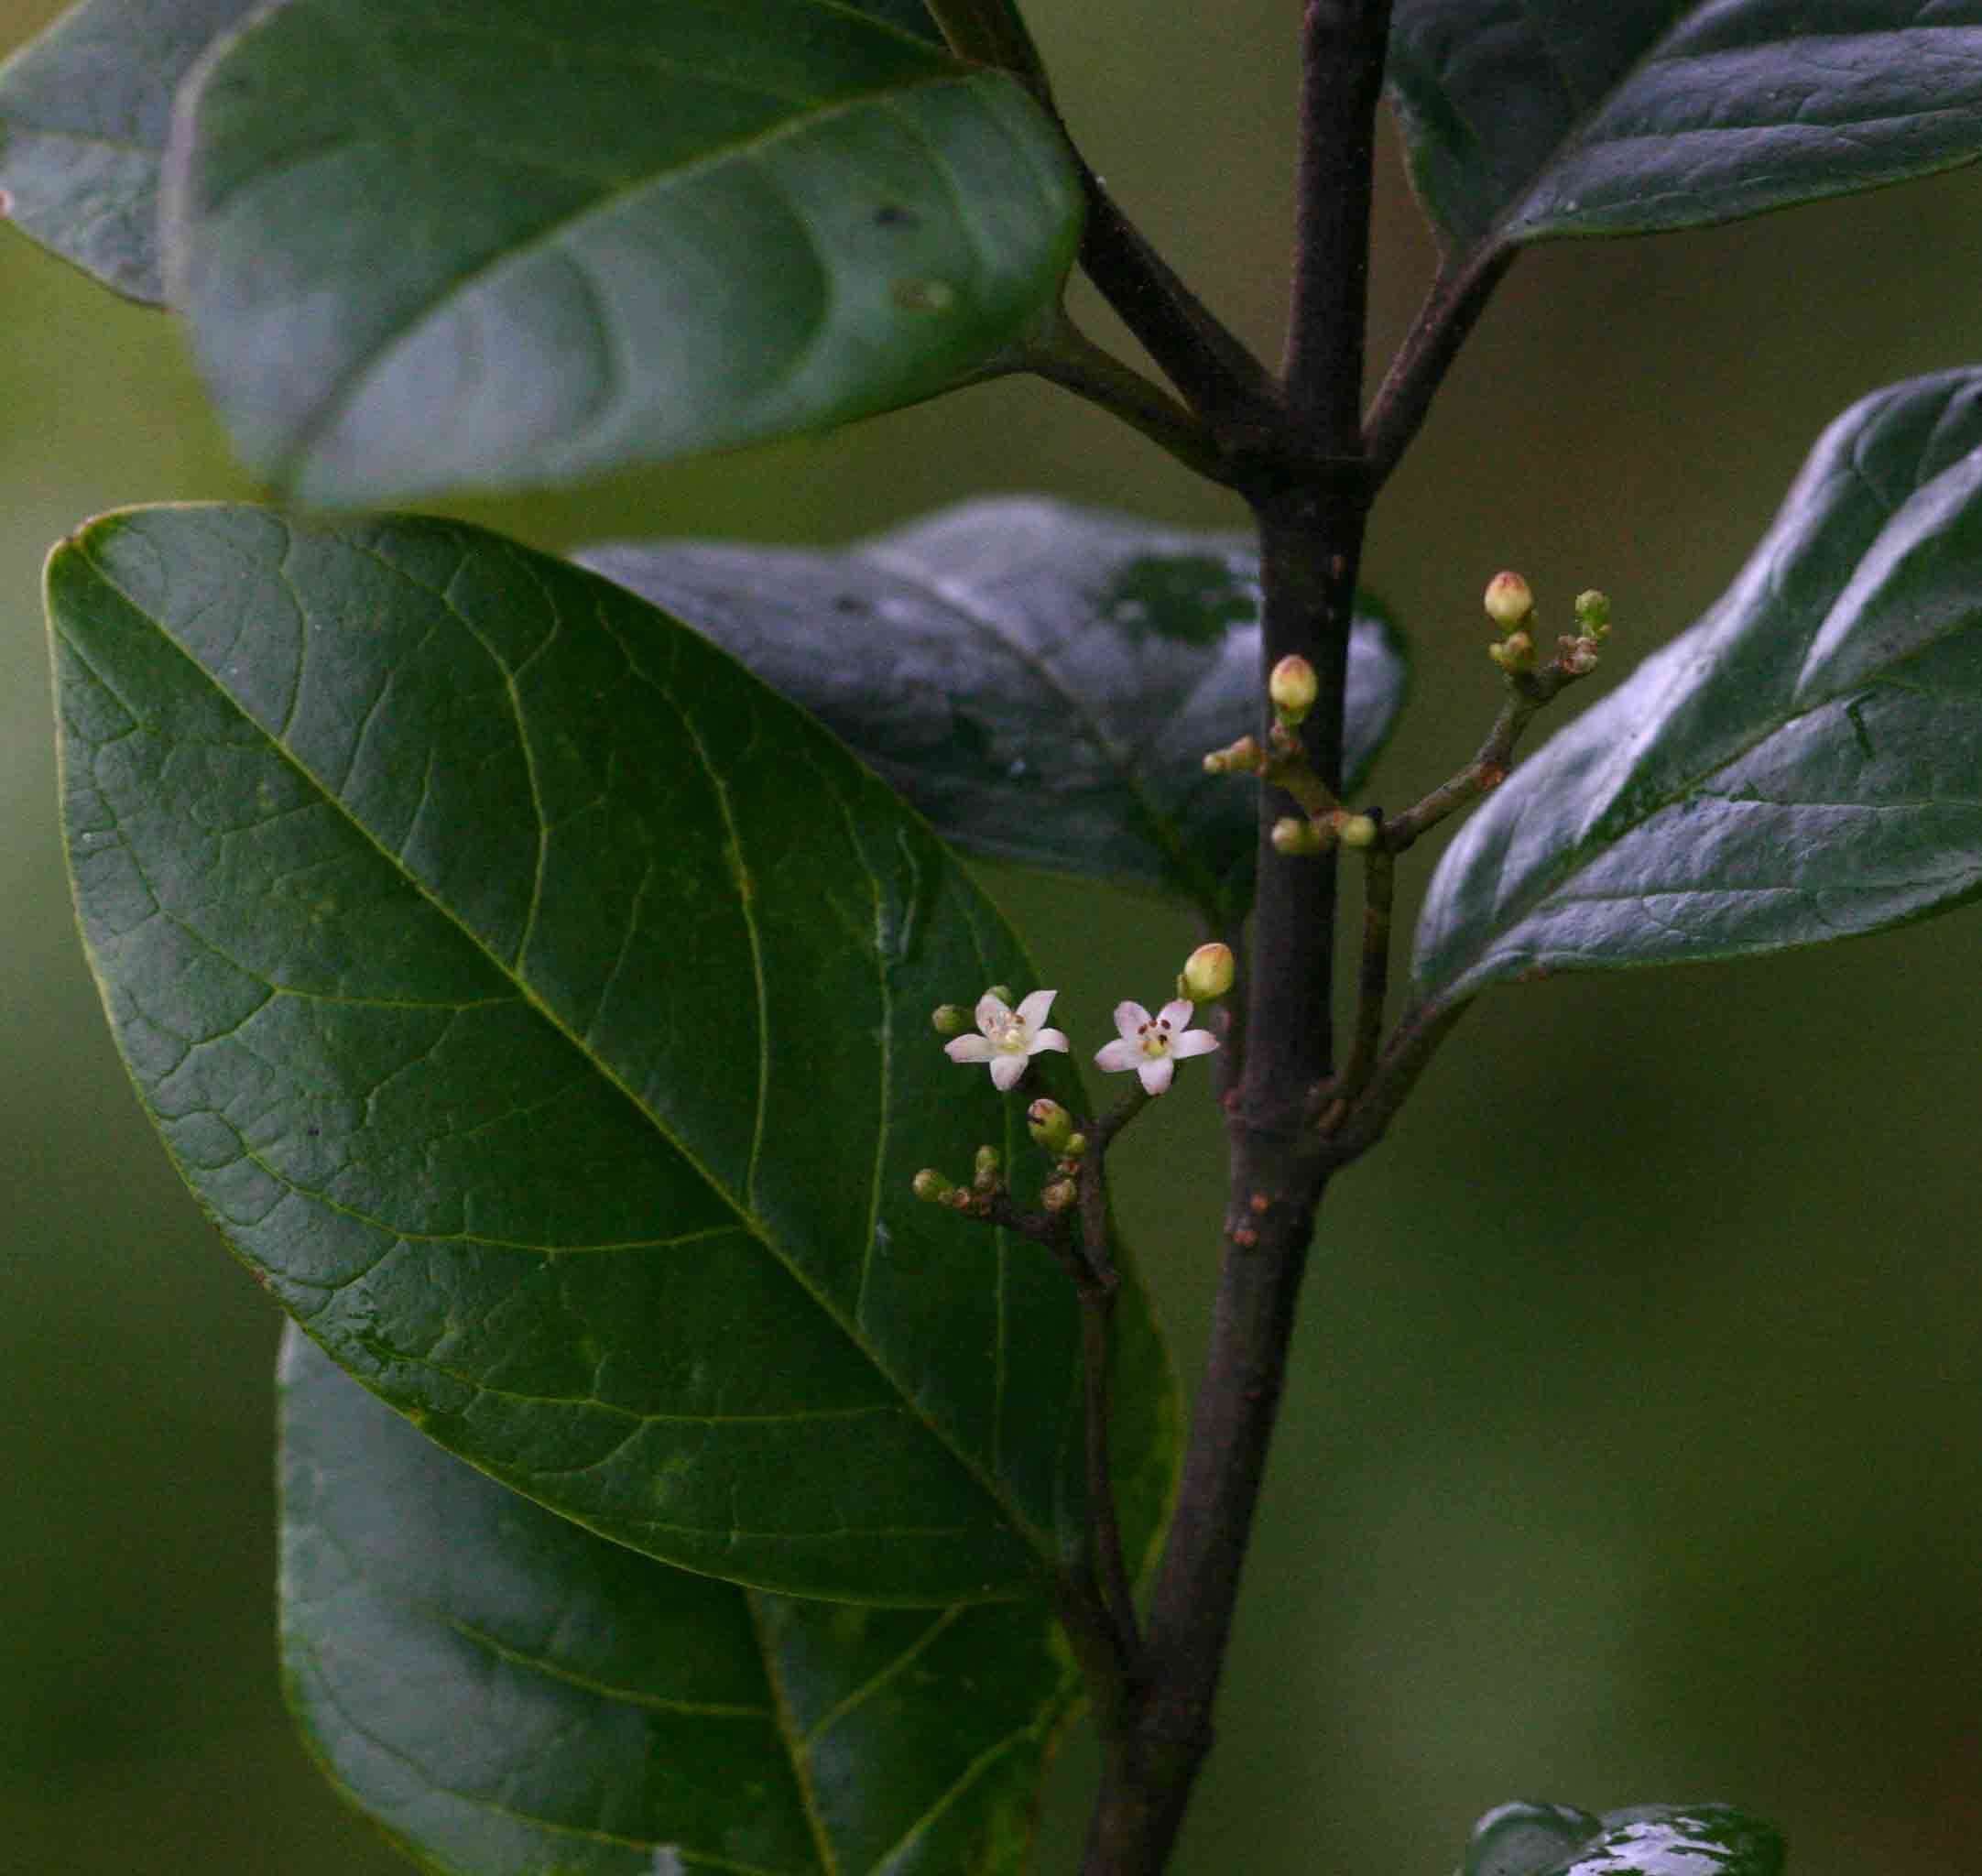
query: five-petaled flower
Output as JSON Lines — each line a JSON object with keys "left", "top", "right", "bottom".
{"left": 1094, "top": 999, "right": 1220, "bottom": 1096}
{"left": 943, "top": 989, "right": 1071, "bottom": 1091}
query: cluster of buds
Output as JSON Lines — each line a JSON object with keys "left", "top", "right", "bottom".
{"left": 1484, "top": 573, "right": 1612, "bottom": 681}
{"left": 910, "top": 1141, "right": 1007, "bottom": 1214}
{"left": 1028, "top": 1098, "right": 1084, "bottom": 1212}
{"left": 1270, "top": 806, "right": 1378, "bottom": 857}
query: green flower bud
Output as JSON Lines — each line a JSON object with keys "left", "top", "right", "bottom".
{"left": 973, "top": 1144, "right": 1001, "bottom": 1191}
{"left": 1202, "top": 734, "right": 1263, "bottom": 777}
{"left": 911, "top": 1168, "right": 953, "bottom": 1203}
{"left": 1487, "top": 629, "right": 1536, "bottom": 673}
{"left": 1574, "top": 589, "right": 1611, "bottom": 635}
{"left": 1062, "top": 1132, "right": 1088, "bottom": 1160}
{"left": 1337, "top": 813, "right": 1378, "bottom": 850}
{"left": 1182, "top": 942, "right": 1236, "bottom": 1002}
{"left": 1484, "top": 571, "right": 1534, "bottom": 629}
{"left": 1026, "top": 1097, "right": 1075, "bottom": 1152}
{"left": 984, "top": 985, "right": 1014, "bottom": 1008}
{"left": 1271, "top": 815, "right": 1319, "bottom": 856}
{"left": 930, "top": 1003, "right": 969, "bottom": 1036}
{"left": 1269, "top": 654, "right": 1319, "bottom": 725}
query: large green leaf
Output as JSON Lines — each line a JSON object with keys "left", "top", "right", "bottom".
{"left": 0, "top": 0, "right": 254, "bottom": 301}
{"left": 1388, "top": 2, "right": 1982, "bottom": 253}
{"left": 1455, "top": 1801, "right": 1783, "bottom": 1876}
{"left": 161, "top": 0, "right": 1082, "bottom": 504}
{"left": 49, "top": 504, "right": 1176, "bottom": 1606}
{"left": 280, "top": 1327, "right": 1084, "bottom": 1876}
{"left": 581, "top": 498, "right": 1409, "bottom": 921}
{"left": 1415, "top": 368, "right": 1982, "bottom": 1006}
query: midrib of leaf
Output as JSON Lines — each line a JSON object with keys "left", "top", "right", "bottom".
{"left": 251, "top": 70, "right": 1004, "bottom": 488}
{"left": 863, "top": 550, "right": 1235, "bottom": 919}
{"left": 64, "top": 527, "right": 1059, "bottom": 1574}
{"left": 747, "top": 1589, "right": 840, "bottom": 1876}
{"left": 1431, "top": 601, "right": 1982, "bottom": 998}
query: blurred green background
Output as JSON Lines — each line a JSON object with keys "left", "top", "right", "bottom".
{"left": 3, "top": 2, "right": 1978, "bottom": 1871}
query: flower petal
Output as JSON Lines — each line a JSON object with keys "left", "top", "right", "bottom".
{"left": 1031, "top": 1028, "right": 1070, "bottom": 1055}
{"left": 1015, "top": 988, "right": 1058, "bottom": 1031}
{"left": 989, "top": 1053, "right": 1030, "bottom": 1091}
{"left": 1157, "top": 998, "right": 1194, "bottom": 1030}
{"left": 1111, "top": 1000, "right": 1151, "bottom": 1040}
{"left": 1171, "top": 1029, "right": 1221, "bottom": 1060}
{"left": 1137, "top": 1054, "right": 1175, "bottom": 1096}
{"left": 945, "top": 1035, "right": 996, "bottom": 1063}
{"left": 1094, "top": 1038, "right": 1143, "bottom": 1074}
{"left": 975, "top": 990, "right": 1011, "bottom": 1031}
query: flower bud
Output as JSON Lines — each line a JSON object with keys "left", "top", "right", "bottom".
{"left": 1062, "top": 1132, "right": 1087, "bottom": 1160}
{"left": 1202, "top": 734, "right": 1263, "bottom": 777}
{"left": 1574, "top": 589, "right": 1611, "bottom": 635}
{"left": 1269, "top": 654, "right": 1319, "bottom": 725}
{"left": 1337, "top": 813, "right": 1378, "bottom": 850}
{"left": 973, "top": 1144, "right": 1002, "bottom": 1191}
{"left": 1026, "top": 1097, "right": 1075, "bottom": 1152}
{"left": 1559, "top": 637, "right": 1600, "bottom": 676}
{"left": 1271, "top": 815, "right": 1321, "bottom": 856}
{"left": 1484, "top": 571, "right": 1534, "bottom": 628}
{"left": 1041, "top": 1179, "right": 1078, "bottom": 1214}
{"left": 1180, "top": 941, "right": 1236, "bottom": 1002}
{"left": 1487, "top": 629, "right": 1536, "bottom": 673}
{"left": 984, "top": 985, "right": 1014, "bottom": 1008}
{"left": 911, "top": 1168, "right": 953, "bottom": 1203}
{"left": 930, "top": 1003, "right": 969, "bottom": 1036}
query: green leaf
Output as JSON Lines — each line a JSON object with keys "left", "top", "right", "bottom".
{"left": 1387, "top": 2, "right": 1982, "bottom": 253}
{"left": 161, "top": 0, "right": 1083, "bottom": 505}
{"left": 581, "top": 497, "right": 1409, "bottom": 921}
{"left": 0, "top": 0, "right": 255, "bottom": 301}
{"left": 280, "top": 1327, "right": 1083, "bottom": 1876}
{"left": 1455, "top": 1801, "right": 1783, "bottom": 1876}
{"left": 50, "top": 504, "right": 1177, "bottom": 1606}
{"left": 1415, "top": 368, "right": 1982, "bottom": 1006}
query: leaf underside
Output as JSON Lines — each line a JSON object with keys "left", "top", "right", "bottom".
{"left": 1415, "top": 367, "right": 1982, "bottom": 1006}
{"left": 582, "top": 497, "right": 1409, "bottom": 921}
{"left": 1387, "top": 1, "right": 1982, "bottom": 254}
{"left": 0, "top": 0, "right": 255, "bottom": 300}
{"left": 162, "top": 0, "right": 1083, "bottom": 503}
{"left": 281, "top": 1328, "right": 1079, "bottom": 1876}
{"left": 50, "top": 504, "right": 1174, "bottom": 1606}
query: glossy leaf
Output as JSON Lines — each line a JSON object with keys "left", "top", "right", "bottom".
{"left": 1416, "top": 368, "right": 1982, "bottom": 1006}
{"left": 1456, "top": 1801, "right": 1783, "bottom": 1876}
{"left": 280, "top": 1328, "right": 1084, "bottom": 1876}
{"left": 161, "top": 0, "right": 1083, "bottom": 504}
{"left": 1388, "top": 2, "right": 1982, "bottom": 253}
{"left": 49, "top": 504, "right": 1179, "bottom": 1605}
{"left": 582, "top": 498, "right": 1409, "bottom": 920}
{"left": 0, "top": 0, "right": 254, "bottom": 301}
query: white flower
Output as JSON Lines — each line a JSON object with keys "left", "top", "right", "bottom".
{"left": 1094, "top": 998, "right": 1220, "bottom": 1096}
{"left": 943, "top": 989, "right": 1070, "bottom": 1092}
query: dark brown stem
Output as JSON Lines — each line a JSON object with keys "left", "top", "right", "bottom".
{"left": 922, "top": 0, "right": 1052, "bottom": 98}
{"left": 1362, "top": 243, "right": 1517, "bottom": 494}
{"left": 1079, "top": 8, "right": 1391, "bottom": 1871}
{"left": 1073, "top": 162, "right": 1283, "bottom": 433}
{"left": 1314, "top": 993, "right": 1473, "bottom": 1158}
{"left": 1017, "top": 306, "right": 1240, "bottom": 485}
{"left": 1083, "top": 1285, "right": 1142, "bottom": 1663}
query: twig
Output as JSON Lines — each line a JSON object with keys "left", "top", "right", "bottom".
{"left": 922, "top": 0, "right": 1053, "bottom": 100}
{"left": 1017, "top": 305, "right": 1242, "bottom": 485}
{"left": 1312, "top": 993, "right": 1474, "bottom": 1158}
{"left": 1316, "top": 815, "right": 1393, "bottom": 1126}
{"left": 1362, "top": 244, "right": 1518, "bottom": 494}
{"left": 1384, "top": 656, "right": 1586, "bottom": 853}
{"left": 1075, "top": 1085, "right": 1157, "bottom": 1670}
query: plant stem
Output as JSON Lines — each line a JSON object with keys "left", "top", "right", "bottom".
{"left": 1078, "top": 6, "right": 1393, "bottom": 1870}
{"left": 1018, "top": 307, "right": 1244, "bottom": 485}
{"left": 1362, "top": 243, "right": 1517, "bottom": 494}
